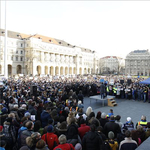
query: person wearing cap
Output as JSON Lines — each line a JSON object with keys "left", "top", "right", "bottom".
{"left": 104, "top": 115, "right": 121, "bottom": 139}
{"left": 119, "top": 130, "right": 137, "bottom": 150}
{"left": 41, "top": 125, "right": 59, "bottom": 150}
{"left": 122, "top": 117, "right": 134, "bottom": 131}
{"left": 107, "top": 131, "right": 118, "bottom": 150}
{"left": 53, "top": 134, "right": 75, "bottom": 150}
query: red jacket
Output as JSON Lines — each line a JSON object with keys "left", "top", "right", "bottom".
{"left": 53, "top": 143, "right": 75, "bottom": 150}
{"left": 78, "top": 124, "right": 90, "bottom": 139}
{"left": 41, "top": 132, "right": 59, "bottom": 150}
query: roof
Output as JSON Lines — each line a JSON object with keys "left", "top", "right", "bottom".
{"left": 0, "top": 29, "right": 21, "bottom": 39}
{"left": 101, "top": 56, "right": 119, "bottom": 59}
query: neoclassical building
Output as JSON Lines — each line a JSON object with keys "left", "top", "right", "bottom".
{"left": 0, "top": 29, "right": 99, "bottom": 77}
{"left": 99, "top": 56, "right": 125, "bottom": 75}
{"left": 125, "top": 50, "right": 150, "bottom": 76}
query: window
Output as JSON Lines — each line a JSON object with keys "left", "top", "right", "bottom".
{"left": 16, "top": 56, "right": 18, "bottom": 61}
{"left": 21, "top": 51, "right": 23, "bottom": 54}
{"left": 16, "top": 50, "right": 18, "bottom": 54}
{"left": 20, "top": 57, "right": 23, "bottom": 61}
{"left": 11, "top": 56, "right": 13, "bottom": 61}
{"left": 21, "top": 43, "right": 23, "bottom": 47}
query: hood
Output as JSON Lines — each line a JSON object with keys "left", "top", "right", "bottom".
{"left": 87, "top": 131, "right": 98, "bottom": 141}
{"left": 20, "top": 126, "right": 27, "bottom": 131}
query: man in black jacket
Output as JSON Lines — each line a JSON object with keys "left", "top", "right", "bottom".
{"left": 82, "top": 124, "right": 102, "bottom": 150}
{"left": 104, "top": 115, "right": 121, "bottom": 139}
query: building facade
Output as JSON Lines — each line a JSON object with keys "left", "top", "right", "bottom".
{"left": 99, "top": 56, "right": 125, "bottom": 75}
{"left": 125, "top": 50, "right": 150, "bottom": 76}
{"left": 0, "top": 29, "right": 99, "bottom": 77}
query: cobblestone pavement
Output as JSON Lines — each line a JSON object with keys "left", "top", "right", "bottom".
{"left": 83, "top": 96, "right": 150, "bottom": 126}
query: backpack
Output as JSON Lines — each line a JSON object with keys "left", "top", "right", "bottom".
{"left": 101, "top": 141, "right": 112, "bottom": 150}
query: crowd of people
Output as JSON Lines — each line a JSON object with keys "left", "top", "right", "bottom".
{"left": 0, "top": 75, "right": 150, "bottom": 150}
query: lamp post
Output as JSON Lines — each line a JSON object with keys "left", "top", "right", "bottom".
{"left": 4, "top": 0, "right": 8, "bottom": 78}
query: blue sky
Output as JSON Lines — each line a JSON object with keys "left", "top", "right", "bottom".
{"left": 1, "top": 1, "right": 150, "bottom": 58}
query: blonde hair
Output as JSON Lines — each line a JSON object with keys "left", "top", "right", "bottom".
{"left": 8, "top": 113, "right": 15, "bottom": 118}
{"left": 26, "top": 132, "right": 40, "bottom": 147}
{"left": 58, "top": 134, "right": 67, "bottom": 144}
{"left": 86, "top": 106, "right": 93, "bottom": 116}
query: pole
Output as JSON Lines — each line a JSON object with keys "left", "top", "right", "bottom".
{"left": 4, "top": 0, "right": 8, "bottom": 78}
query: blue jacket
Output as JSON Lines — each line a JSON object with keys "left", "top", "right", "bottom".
{"left": 41, "top": 110, "right": 51, "bottom": 127}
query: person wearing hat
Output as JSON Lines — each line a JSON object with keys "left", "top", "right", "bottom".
{"left": 122, "top": 117, "right": 134, "bottom": 131}
{"left": 53, "top": 134, "right": 75, "bottom": 150}
{"left": 41, "top": 125, "right": 59, "bottom": 150}
{"left": 107, "top": 131, "right": 118, "bottom": 150}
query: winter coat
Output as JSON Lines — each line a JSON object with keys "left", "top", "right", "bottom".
{"left": 82, "top": 131, "right": 102, "bottom": 150}
{"left": 78, "top": 124, "right": 90, "bottom": 140}
{"left": 53, "top": 143, "right": 75, "bottom": 150}
{"left": 104, "top": 121, "right": 121, "bottom": 138}
{"left": 41, "top": 110, "right": 51, "bottom": 128}
{"left": 20, "top": 129, "right": 33, "bottom": 147}
{"left": 41, "top": 132, "right": 59, "bottom": 150}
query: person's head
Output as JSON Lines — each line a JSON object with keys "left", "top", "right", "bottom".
{"left": 141, "top": 115, "right": 146, "bottom": 121}
{"left": 13, "top": 104, "right": 18, "bottom": 109}
{"left": 90, "top": 124, "right": 96, "bottom": 132}
{"left": 110, "top": 109, "right": 113, "bottom": 113}
{"left": 75, "top": 143, "right": 82, "bottom": 150}
{"left": 58, "top": 134, "right": 67, "bottom": 144}
{"left": 101, "top": 112, "right": 106, "bottom": 119}
{"left": 137, "top": 125, "right": 144, "bottom": 132}
{"left": 70, "top": 117, "right": 76, "bottom": 124}
{"left": 97, "top": 126, "right": 103, "bottom": 133}
{"left": 0, "top": 140, "right": 6, "bottom": 148}
{"left": 8, "top": 113, "right": 15, "bottom": 119}
{"left": 36, "top": 139, "right": 46, "bottom": 149}
{"left": 108, "top": 131, "right": 114, "bottom": 139}
{"left": 115, "top": 115, "right": 121, "bottom": 121}
{"left": 110, "top": 115, "right": 115, "bottom": 121}
{"left": 126, "top": 117, "right": 132, "bottom": 123}
{"left": 34, "top": 120, "right": 42, "bottom": 132}
{"left": 25, "top": 121, "right": 34, "bottom": 130}
{"left": 125, "top": 130, "right": 131, "bottom": 138}
{"left": 89, "top": 112, "right": 95, "bottom": 118}
{"left": 96, "top": 111, "right": 101, "bottom": 119}
{"left": 86, "top": 106, "right": 93, "bottom": 116}
{"left": 80, "top": 118, "right": 86, "bottom": 125}
{"left": 78, "top": 100, "right": 82, "bottom": 105}
{"left": 24, "top": 112, "right": 31, "bottom": 118}
{"left": 47, "top": 125, "right": 54, "bottom": 133}
{"left": 26, "top": 132, "right": 41, "bottom": 147}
